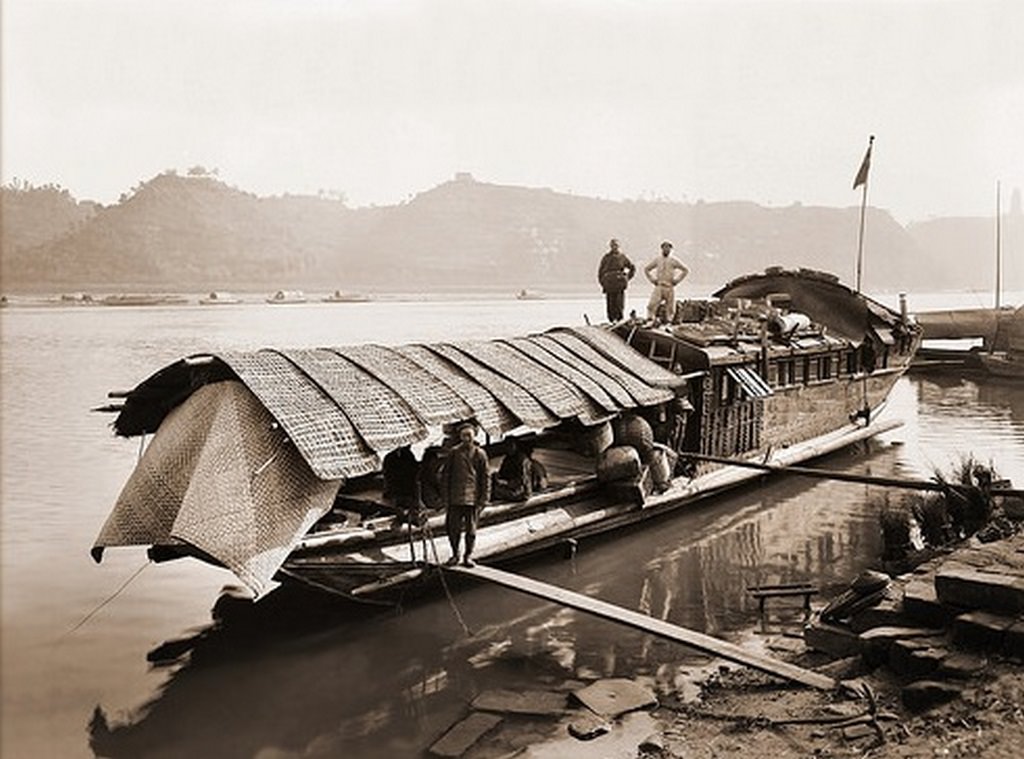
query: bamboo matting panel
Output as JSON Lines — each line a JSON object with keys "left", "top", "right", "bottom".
{"left": 393, "top": 345, "right": 518, "bottom": 435}
{"left": 219, "top": 351, "right": 378, "bottom": 480}
{"left": 453, "top": 340, "right": 591, "bottom": 420}
{"left": 530, "top": 335, "right": 637, "bottom": 408}
{"left": 335, "top": 344, "right": 472, "bottom": 426}
{"left": 561, "top": 326, "right": 690, "bottom": 388}
{"left": 544, "top": 333, "right": 673, "bottom": 407}
{"left": 281, "top": 348, "right": 426, "bottom": 456}
{"left": 505, "top": 337, "right": 620, "bottom": 413}
{"left": 430, "top": 343, "right": 560, "bottom": 430}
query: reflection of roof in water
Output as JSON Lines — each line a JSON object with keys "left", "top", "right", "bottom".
{"left": 112, "top": 326, "right": 680, "bottom": 481}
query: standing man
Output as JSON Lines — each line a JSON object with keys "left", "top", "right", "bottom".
{"left": 597, "top": 238, "right": 636, "bottom": 322}
{"left": 443, "top": 422, "right": 490, "bottom": 567}
{"left": 644, "top": 240, "right": 688, "bottom": 324}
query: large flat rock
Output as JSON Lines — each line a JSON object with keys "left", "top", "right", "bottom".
{"left": 471, "top": 689, "right": 568, "bottom": 715}
{"left": 935, "top": 566, "right": 1024, "bottom": 613}
{"left": 430, "top": 712, "right": 502, "bottom": 757}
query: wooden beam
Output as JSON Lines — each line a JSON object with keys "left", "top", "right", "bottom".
{"left": 685, "top": 452, "right": 1024, "bottom": 498}
{"left": 450, "top": 563, "right": 836, "bottom": 691}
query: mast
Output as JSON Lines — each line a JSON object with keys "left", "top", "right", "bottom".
{"left": 853, "top": 135, "right": 874, "bottom": 293}
{"left": 995, "top": 180, "right": 1002, "bottom": 309}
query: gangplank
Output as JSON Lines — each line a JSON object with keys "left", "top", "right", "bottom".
{"left": 446, "top": 563, "right": 837, "bottom": 691}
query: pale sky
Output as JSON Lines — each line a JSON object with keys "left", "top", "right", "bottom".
{"left": 3, "top": 0, "right": 1022, "bottom": 222}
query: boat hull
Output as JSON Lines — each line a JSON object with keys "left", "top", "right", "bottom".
{"left": 280, "top": 400, "right": 903, "bottom": 602}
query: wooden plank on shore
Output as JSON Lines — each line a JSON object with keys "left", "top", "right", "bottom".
{"left": 429, "top": 712, "right": 502, "bottom": 757}
{"left": 449, "top": 564, "right": 837, "bottom": 691}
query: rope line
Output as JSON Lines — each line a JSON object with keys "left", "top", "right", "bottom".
{"left": 61, "top": 561, "right": 150, "bottom": 640}
{"left": 421, "top": 522, "right": 473, "bottom": 637}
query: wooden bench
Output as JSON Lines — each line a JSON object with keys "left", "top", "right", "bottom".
{"left": 747, "top": 583, "right": 819, "bottom": 614}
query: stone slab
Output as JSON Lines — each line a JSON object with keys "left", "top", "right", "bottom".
{"left": 1004, "top": 621, "right": 1024, "bottom": 659}
{"left": 430, "top": 712, "right": 502, "bottom": 758}
{"left": 572, "top": 678, "right": 657, "bottom": 718}
{"left": 888, "top": 639, "right": 947, "bottom": 680}
{"left": 901, "top": 680, "right": 963, "bottom": 712}
{"left": 951, "top": 610, "right": 1015, "bottom": 650}
{"left": 804, "top": 619, "right": 861, "bottom": 658}
{"left": 471, "top": 689, "right": 568, "bottom": 715}
{"left": 938, "top": 651, "right": 988, "bottom": 679}
{"left": 935, "top": 567, "right": 1024, "bottom": 614}
{"left": 849, "top": 597, "right": 910, "bottom": 633}
{"left": 901, "top": 578, "right": 953, "bottom": 628}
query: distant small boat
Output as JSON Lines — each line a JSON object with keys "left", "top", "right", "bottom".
{"left": 516, "top": 289, "right": 546, "bottom": 300}
{"left": 266, "top": 290, "right": 307, "bottom": 304}
{"left": 60, "top": 293, "right": 96, "bottom": 305}
{"left": 199, "top": 291, "right": 242, "bottom": 305}
{"left": 322, "top": 290, "right": 371, "bottom": 303}
{"left": 101, "top": 294, "right": 189, "bottom": 307}
{"left": 0, "top": 295, "right": 8, "bottom": 308}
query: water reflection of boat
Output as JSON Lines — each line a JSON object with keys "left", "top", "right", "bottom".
{"left": 93, "top": 267, "right": 921, "bottom": 603}
{"left": 199, "top": 291, "right": 242, "bottom": 305}
{"left": 266, "top": 289, "right": 307, "bottom": 304}
{"left": 101, "top": 294, "right": 189, "bottom": 306}
{"left": 323, "top": 290, "right": 372, "bottom": 303}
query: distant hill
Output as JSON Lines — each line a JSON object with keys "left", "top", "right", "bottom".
{"left": 2, "top": 171, "right": 1020, "bottom": 294}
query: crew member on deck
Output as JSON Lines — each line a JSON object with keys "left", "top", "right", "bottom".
{"left": 643, "top": 240, "right": 688, "bottom": 324}
{"left": 443, "top": 422, "right": 490, "bottom": 567}
{"left": 597, "top": 238, "right": 637, "bottom": 322}
{"left": 382, "top": 445, "right": 423, "bottom": 525}
{"left": 491, "top": 437, "right": 548, "bottom": 501}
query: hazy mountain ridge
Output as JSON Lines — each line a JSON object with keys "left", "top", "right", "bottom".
{"left": 2, "top": 173, "right": 1019, "bottom": 293}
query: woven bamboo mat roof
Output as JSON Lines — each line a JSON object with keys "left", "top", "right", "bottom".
{"left": 429, "top": 343, "right": 560, "bottom": 430}
{"left": 114, "top": 326, "right": 683, "bottom": 481}
{"left": 504, "top": 336, "right": 620, "bottom": 413}
{"left": 529, "top": 334, "right": 638, "bottom": 408}
{"left": 334, "top": 344, "right": 472, "bottom": 426}
{"left": 452, "top": 340, "right": 593, "bottom": 421}
{"left": 392, "top": 344, "right": 519, "bottom": 435}
{"left": 565, "top": 325, "right": 690, "bottom": 388}
{"left": 280, "top": 348, "right": 425, "bottom": 456}
{"left": 543, "top": 332, "right": 675, "bottom": 406}
{"left": 220, "top": 351, "right": 379, "bottom": 480}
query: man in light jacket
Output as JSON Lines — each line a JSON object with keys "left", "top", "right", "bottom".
{"left": 643, "top": 240, "right": 688, "bottom": 323}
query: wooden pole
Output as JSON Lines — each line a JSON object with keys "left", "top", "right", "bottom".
{"left": 996, "top": 180, "right": 1002, "bottom": 310}
{"left": 453, "top": 563, "right": 837, "bottom": 691}
{"left": 683, "top": 452, "right": 1024, "bottom": 498}
{"left": 855, "top": 135, "right": 874, "bottom": 294}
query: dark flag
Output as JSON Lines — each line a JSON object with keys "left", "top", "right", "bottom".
{"left": 853, "top": 135, "right": 874, "bottom": 189}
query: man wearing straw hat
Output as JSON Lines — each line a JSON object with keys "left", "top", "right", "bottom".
{"left": 443, "top": 422, "right": 490, "bottom": 567}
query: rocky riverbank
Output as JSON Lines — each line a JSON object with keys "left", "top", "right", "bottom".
{"left": 428, "top": 516, "right": 1024, "bottom": 758}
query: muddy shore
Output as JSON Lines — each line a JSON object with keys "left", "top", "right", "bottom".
{"left": 430, "top": 526, "right": 1024, "bottom": 758}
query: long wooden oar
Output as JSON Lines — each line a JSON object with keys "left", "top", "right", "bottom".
{"left": 683, "top": 452, "right": 1024, "bottom": 498}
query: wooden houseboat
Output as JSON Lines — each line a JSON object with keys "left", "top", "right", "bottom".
{"left": 92, "top": 268, "right": 921, "bottom": 602}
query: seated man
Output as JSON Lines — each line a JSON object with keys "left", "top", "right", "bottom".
{"left": 491, "top": 438, "right": 548, "bottom": 502}
{"left": 382, "top": 445, "right": 424, "bottom": 524}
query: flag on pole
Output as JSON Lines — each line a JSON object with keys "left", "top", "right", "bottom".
{"left": 853, "top": 135, "right": 874, "bottom": 189}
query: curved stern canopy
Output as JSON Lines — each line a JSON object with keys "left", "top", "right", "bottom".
{"left": 715, "top": 268, "right": 904, "bottom": 346}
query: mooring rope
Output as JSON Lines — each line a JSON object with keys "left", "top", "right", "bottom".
{"left": 421, "top": 521, "right": 474, "bottom": 637}
{"left": 60, "top": 561, "right": 150, "bottom": 640}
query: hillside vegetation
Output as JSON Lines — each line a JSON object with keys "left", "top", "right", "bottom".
{"left": 2, "top": 172, "right": 1020, "bottom": 293}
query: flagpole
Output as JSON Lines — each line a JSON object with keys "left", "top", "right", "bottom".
{"left": 854, "top": 135, "right": 874, "bottom": 294}
{"left": 995, "top": 180, "right": 1002, "bottom": 310}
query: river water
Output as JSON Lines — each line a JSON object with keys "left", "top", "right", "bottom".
{"left": 2, "top": 293, "right": 1022, "bottom": 758}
